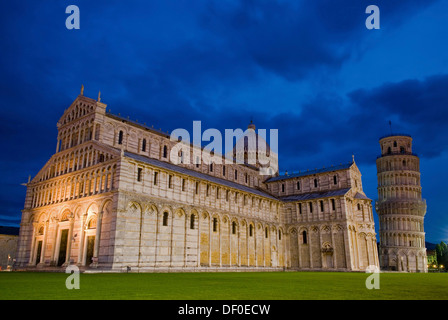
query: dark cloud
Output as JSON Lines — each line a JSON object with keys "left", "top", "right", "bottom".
{"left": 348, "top": 74, "right": 448, "bottom": 159}
{"left": 0, "top": 0, "right": 446, "bottom": 242}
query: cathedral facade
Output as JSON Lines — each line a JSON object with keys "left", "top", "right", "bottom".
{"left": 16, "top": 92, "right": 379, "bottom": 272}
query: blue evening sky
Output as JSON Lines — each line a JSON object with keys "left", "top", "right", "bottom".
{"left": 0, "top": 0, "right": 447, "bottom": 243}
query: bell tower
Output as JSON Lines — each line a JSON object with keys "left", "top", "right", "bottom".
{"left": 375, "top": 133, "right": 427, "bottom": 272}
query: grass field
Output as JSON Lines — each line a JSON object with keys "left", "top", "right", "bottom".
{"left": 0, "top": 271, "right": 447, "bottom": 300}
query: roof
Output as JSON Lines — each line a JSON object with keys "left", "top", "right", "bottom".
{"left": 354, "top": 192, "right": 371, "bottom": 200}
{"left": 0, "top": 226, "right": 20, "bottom": 236}
{"left": 280, "top": 188, "right": 351, "bottom": 202}
{"left": 266, "top": 162, "right": 354, "bottom": 183}
{"left": 106, "top": 111, "right": 171, "bottom": 138}
{"left": 124, "top": 152, "right": 278, "bottom": 200}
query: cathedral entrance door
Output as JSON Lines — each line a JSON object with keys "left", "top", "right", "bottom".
{"left": 57, "top": 229, "right": 69, "bottom": 266}
{"left": 35, "top": 241, "right": 42, "bottom": 265}
{"left": 86, "top": 236, "right": 95, "bottom": 266}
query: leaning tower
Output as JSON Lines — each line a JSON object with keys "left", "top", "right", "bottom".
{"left": 375, "top": 134, "right": 427, "bottom": 272}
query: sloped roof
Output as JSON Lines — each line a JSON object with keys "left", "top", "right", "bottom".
{"left": 124, "top": 152, "right": 278, "bottom": 200}
{"left": 280, "top": 188, "right": 351, "bottom": 202}
{"left": 266, "top": 162, "right": 353, "bottom": 183}
{"left": 354, "top": 192, "right": 371, "bottom": 200}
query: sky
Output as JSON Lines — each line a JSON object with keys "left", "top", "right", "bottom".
{"left": 0, "top": 0, "right": 447, "bottom": 243}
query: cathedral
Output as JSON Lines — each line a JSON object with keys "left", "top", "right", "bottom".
{"left": 15, "top": 90, "right": 379, "bottom": 272}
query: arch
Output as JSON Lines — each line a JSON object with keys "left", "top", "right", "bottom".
{"left": 146, "top": 203, "right": 158, "bottom": 215}
{"left": 174, "top": 207, "right": 186, "bottom": 218}
{"left": 100, "top": 199, "right": 113, "bottom": 216}
{"left": 37, "top": 212, "right": 48, "bottom": 223}
{"left": 87, "top": 216, "right": 97, "bottom": 229}
{"left": 127, "top": 201, "right": 142, "bottom": 216}
{"left": 86, "top": 202, "right": 99, "bottom": 219}
{"left": 201, "top": 210, "right": 209, "bottom": 219}
{"left": 60, "top": 209, "right": 71, "bottom": 221}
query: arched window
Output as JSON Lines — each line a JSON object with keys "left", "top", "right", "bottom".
{"left": 297, "top": 181, "right": 300, "bottom": 190}
{"left": 302, "top": 231, "right": 307, "bottom": 244}
{"left": 190, "top": 214, "right": 195, "bottom": 230}
{"left": 168, "top": 175, "right": 173, "bottom": 188}
{"left": 393, "top": 141, "right": 397, "bottom": 147}
{"left": 309, "top": 202, "right": 313, "bottom": 213}
{"left": 223, "top": 165, "right": 226, "bottom": 176}
{"left": 232, "top": 221, "right": 237, "bottom": 234}
{"left": 213, "top": 218, "right": 218, "bottom": 232}
{"left": 163, "top": 146, "right": 168, "bottom": 158}
{"left": 249, "top": 224, "right": 254, "bottom": 237}
{"left": 118, "top": 131, "right": 123, "bottom": 145}
{"left": 320, "top": 200, "right": 324, "bottom": 212}
{"left": 153, "top": 172, "right": 158, "bottom": 185}
{"left": 142, "top": 139, "right": 147, "bottom": 152}
{"left": 162, "top": 212, "right": 169, "bottom": 226}
{"left": 400, "top": 146, "right": 405, "bottom": 154}
{"left": 281, "top": 184, "right": 285, "bottom": 192}
{"left": 387, "top": 147, "right": 391, "bottom": 154}
{"left": 210, "top": 163, "right": 213, "bottom": 172}
{"left": 265, "top": 227, "right": 269, "bottom": 238}
{"left": 357, "top": 203, "right": 361, "bottom": 210}
{"left": 279, "top": 230, "right": 282, "bottom": 240}
{"left": 333, "top": 175, "right": 337, "bottom": 185}
{"left": 314, "top": 178, "right": 318, "bottom": 188}
{"left": 88, "top": 218, "right": 97, "bottom": 229}
{"left": 137, "top": 168, "right": 142, "bottom": 182}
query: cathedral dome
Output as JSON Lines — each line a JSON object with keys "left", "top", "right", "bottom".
{"left": 228, "top": 121, "right": 277, "bottom": 175}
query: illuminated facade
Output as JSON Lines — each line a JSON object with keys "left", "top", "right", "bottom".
{"left": 16, "top": 91, "right": 378, "bottom": 272}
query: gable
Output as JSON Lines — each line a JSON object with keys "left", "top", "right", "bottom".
{"left": 57, "top": 95, "right": 99, "bottom": 128}
{"left": 30, "top": 141, "right": 120, "bottom": 185}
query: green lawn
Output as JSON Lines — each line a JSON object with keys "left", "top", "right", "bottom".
{"left": 0, "top": 271, "right": 447, "bottom": 300}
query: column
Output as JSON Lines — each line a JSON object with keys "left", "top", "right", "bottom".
{"left": 40, "top": 221, "right": 49, "bottom": 265}
{"left": 77, "top": 214, "right": 87, "bottom": 265}
{"left": 28, "top": 222, "right": 38, "bottom": 265}
{"left": 91, "top": 211, "right": 103, "bottom": 268}
{"left": 64, "top": 217, "right": 75, "bottom": 265}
